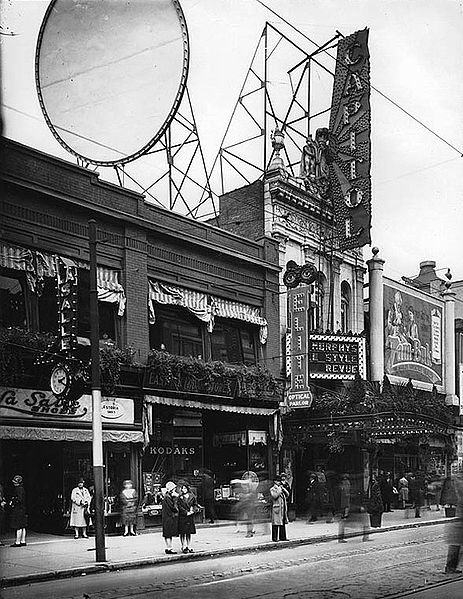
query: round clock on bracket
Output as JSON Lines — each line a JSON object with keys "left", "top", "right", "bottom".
{"left": 50, "top": 362, "right": 72, "bottom": 398}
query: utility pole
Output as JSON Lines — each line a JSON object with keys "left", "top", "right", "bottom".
{"left": 88, "top": 219, "right": 106, "bottom": 562}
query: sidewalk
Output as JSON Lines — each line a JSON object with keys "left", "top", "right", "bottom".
{"left": 0, "top": 508, "right": 454, "bottom": 587}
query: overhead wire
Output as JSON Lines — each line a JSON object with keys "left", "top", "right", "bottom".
{"left": 255, "top": 0, "right": 463, "bottom": 157}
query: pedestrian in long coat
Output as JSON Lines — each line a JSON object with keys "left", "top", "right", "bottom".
{"left": 162, "top": 481, "right": 179, "bottom": 554}
{"left": 120, "top": 480, "right": 138, "bottom": 537}
{"left": 70, "top": 478, "right": 91, "bottom": 539}
{"left": 178, "top": 483, "right": 198, "bottom": 553}
{"left": 9, "top": 475, "right": 27, "bottom": 547}
{"left": 306, "top": 472, "right": 321, "bottom": 523}
{"left": 368, "top": 474, "right": 384, "bottom": 528}
{"left": 380, "top": 472, "right": 395, "bottom": 512}
{"left": 444, "top": 473, "right": 463, "bottom": 574}
{"left": 270, "top": 476, "right": 288, "bottom": 542}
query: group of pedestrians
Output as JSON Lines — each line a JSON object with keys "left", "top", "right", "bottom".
{"left": 378, "top": 470, "right": 439, "bottom": 518}
{"left": 161, "top": 481, "right": 200, "bottom": 554}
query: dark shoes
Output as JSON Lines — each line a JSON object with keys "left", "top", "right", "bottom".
{"left": 10, "top": 543, "right": 26, "bottom": 547}
{"left": 165, "top": 549, "right": 177, "bottom": 554}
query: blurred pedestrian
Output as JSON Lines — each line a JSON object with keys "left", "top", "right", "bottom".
{"left": 398, "top": 474, "right": 409, "bottom": 509}
{"left": 339, "top": 474, "right": 351, "bottom": 520}
{"left": 70, "top": 478, "right": 90, "bottom": 539}
{"left": 409, "top": 472, "right": 424, "bottom": 518}
{"left": 368, "top": 474, "right": 384, "bottom": 528}
{"left": 9, "top": 475, "right": 27, "bottom": 547}
{"left": 120, "top": 479, "right": 138, "bottom": 537}
{"left": 202, "top": 470, "right": 216, "bottom": 524}
{"left": 270, "top": 475, "right": 288, "bottom": 542}
{"left": 178, "top": 482, "right": 198, "bottom": 553}
{"left": 444, "top": 472, "right": 463, "bottom": 574}
{"left": 239, "top": 479, "right": 258, "bottom": 538}
{"left": 0, "top": 482, "right": 6, "bottom": 545}
{"left": 162, "top": 481, "right": 179, "bottom": 554}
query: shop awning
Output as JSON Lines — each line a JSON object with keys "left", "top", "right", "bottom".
{"left": 0, "top": 241, "right": 126, "bottom": 315}
{"left": 148, "top": 279, "right": 268, "bottom": 343}
{"left": 145, "top": 394, "right": 277, "bottom": 416}
{"left": 0, "top": 426, "right": 144, "bottom": 443}
{"left": 148, "top": 280, "right": 212, "bottom": 328}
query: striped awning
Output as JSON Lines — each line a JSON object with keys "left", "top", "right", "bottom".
{"left": 0, "top": 426, "right": 143, "bottom": 443}
{"left": 211, "top": 297, "right": 268, "bottom": 344}
{"left": 97, "top": 267, "right": 126, "bottom": 316}
{"left": 0, "top": 242, "right": 126, "bottom": 315}
{"left": 148, "top": 280, "right": 212, "bottom": 329}
{"left": 145, "top": 395, "right": 277, "bottom": 416}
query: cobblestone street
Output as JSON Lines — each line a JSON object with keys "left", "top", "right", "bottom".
{"left": 2, "top": 526, "right": 462, "bottom": 599}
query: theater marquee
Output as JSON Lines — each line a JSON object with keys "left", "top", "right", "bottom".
{"left": 308, "top": 334, "right": 366, "bottom": 380}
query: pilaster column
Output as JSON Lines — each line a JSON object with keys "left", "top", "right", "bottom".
{"left": 354, "top": 266, "right": 366, "bottom": 333}
{"left": 332, "top": 258, "right": 342, "bottom": 332}
{"left": 442, "top": 284, "right": 459, "bottom": 406}
{"left": 366, "top": 247, "right": 385, "bottom": 383}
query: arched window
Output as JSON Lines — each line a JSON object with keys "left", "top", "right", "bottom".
{"left": 340, "top": 281, "right": 351, "bottom": 333}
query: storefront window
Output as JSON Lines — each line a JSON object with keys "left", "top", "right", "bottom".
{"left": 0, "top": 272, "right": 27, "bottom": 328}
{"left": 211, "top": 319, "right": 257, "bottom": 365}
{"left": 150, "top": 306, "right": 204, "bottom": 358}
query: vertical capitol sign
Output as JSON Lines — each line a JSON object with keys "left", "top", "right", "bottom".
{"left": 287, "top": 287, "right": 313, "bottom": 408}
{"left": 329, "top": 29, "right": 372, "bottom": 250}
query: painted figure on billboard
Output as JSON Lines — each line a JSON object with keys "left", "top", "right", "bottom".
{"left": 384, "top": 281, "right": 443, "bottom": 387}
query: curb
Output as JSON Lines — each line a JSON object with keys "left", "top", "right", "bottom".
{"left": 1, "top": 517, "right": 457, "bottom": 588}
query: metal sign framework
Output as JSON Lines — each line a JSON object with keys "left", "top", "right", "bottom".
{"left": 209, "top": 22, "right": 341, "bottom": 197}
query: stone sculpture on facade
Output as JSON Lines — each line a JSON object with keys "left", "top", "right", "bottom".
{"left": 300, "top": 127, "right": 335, "bottom": 199}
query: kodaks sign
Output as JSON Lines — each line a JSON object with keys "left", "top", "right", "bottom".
{"left": 0, "top": 388, "right": 134, "bottom": 425}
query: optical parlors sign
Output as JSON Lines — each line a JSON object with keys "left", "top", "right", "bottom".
{"left": 309, "top": 335, "right": 366, "bottom": 380}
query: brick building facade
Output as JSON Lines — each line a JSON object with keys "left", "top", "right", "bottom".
{"left": 0, "top": 139, "right": 282, "bottom": 532}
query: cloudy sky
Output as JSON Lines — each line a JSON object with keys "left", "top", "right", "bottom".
{"left": 1, "top": 0, "right": 462, "bottom": 280}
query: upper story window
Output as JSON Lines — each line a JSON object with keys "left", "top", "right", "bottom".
{"left": 150, "top": 306, "right": 204, "bottom": 359}
{"left": 0, "top": 271, "right": 27, "bottom": 328}
{"left": 211, "top": 319, "right": 257, "bottom": 365}
{"left": 309, "top": 279, "right": 325, "bottom": 332}
{"left": 341, "top": 281, "right": 352, "bottom": 333}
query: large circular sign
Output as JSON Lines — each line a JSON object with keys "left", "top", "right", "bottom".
{"left": 35, "top": 0, "right": 189, "bottom": 165}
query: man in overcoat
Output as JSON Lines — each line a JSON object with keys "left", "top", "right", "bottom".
{"left": 270, "top": 475, "right": 289, "bottom": 542}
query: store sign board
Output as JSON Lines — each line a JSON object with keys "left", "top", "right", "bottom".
{"left": 213, "top": 431, "right": 247, "bottom": 447}
{"left": 383, "top": 278, "right": 444, "bottom": 390}
{"left": 329, "top": 29, "right": 371, "bottom": 250}
{"left": 308, "top": 334, "right": 366, "bottom": 380}
{"left": 287, "top": 287, "right": 312, "bottom": 408}
{"left": 0, "top": 388, "right": 134, "bottom": 425}
{"left": 56, "top": 258, "right": 78, "bottom": 354}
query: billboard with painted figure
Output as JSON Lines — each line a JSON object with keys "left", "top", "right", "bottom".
{"left": 383, "top": 278, "right": 443, "bottom": 390}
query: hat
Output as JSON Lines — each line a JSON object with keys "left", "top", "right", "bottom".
{"left": 12, "top": 475, "right": 23, "bottom": 485}
{"left": 165, "top": 481, "right": 176, "bottom": 492}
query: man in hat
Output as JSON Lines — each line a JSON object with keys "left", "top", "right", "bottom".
{"left": 270, "top": 475, "right": 289, "bottom": 542}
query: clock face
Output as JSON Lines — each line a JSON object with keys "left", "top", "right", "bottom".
{"left": 51, "top": 364, "right": 70, "bottom": 396}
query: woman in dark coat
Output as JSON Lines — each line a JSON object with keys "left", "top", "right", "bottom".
{"left": 368, "top": 474, "right": 384, "bottom": 528}
{"left": 9, "top": 475, "right": 27, "bottom": 547}
{"left": 178, "top": 483, "right": 198, "bottom": 553}
{"left": 162, "top": 481, "right": 179, "bottom": 554}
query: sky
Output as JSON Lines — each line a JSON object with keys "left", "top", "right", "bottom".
{"left": 1, "top": 0, "right": 463, "bottom": 281}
